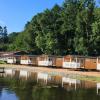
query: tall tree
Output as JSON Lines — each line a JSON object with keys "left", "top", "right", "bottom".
{"left": 61, "top": 0, "right": 79, "bottom": 54}
{"left": 74, "top": 0, "right": 95, "bottom": 55}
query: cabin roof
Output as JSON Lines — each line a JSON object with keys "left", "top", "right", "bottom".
{"left": 0, "top": 51, "right": 28, "bottom": 57}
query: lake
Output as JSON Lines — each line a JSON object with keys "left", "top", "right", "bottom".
{"left": 0, "top": 69, "right": 100, "bottom": 100}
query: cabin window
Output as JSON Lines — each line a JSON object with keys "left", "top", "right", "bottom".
{"left": 48, "top": 58, "right": 52, "bottom": 61}
{"left": 30, "top": 58, "right": 32, "bottom": 60}
{"left": 93, "top": 62, "right": 96, "bottom": 63}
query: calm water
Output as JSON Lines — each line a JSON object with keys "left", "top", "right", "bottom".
{"left": 0, "top": 69, "right": 100, "bottom": 100}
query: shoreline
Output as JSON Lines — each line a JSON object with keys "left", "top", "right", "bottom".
{"left": 0, "top": 64, "right": 100, "bottom": 82}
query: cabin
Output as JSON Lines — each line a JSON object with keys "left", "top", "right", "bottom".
{"left": 15, "top": 55, "right": 21, "bottom": 64}
{"left": 62, "top": 55, "right": 84, "bottom": 69}
{"left": 55, "top": 56, "right": 63, "bottom": 68}
{"left": 37, "top": 55, "right": 55, "bottom": 67}
{"left": 84, "top": 57, "right": 97, "bottom": 70}
{"left": 97, "top": 57, "right": 100, "bottom": 70}
{"left": 0, "top": 52, "right": 13, "bottom": 62}
{"left": 20, "top": 55, "right": 32, "bottom": 65}
{"left": 29, "top": 55, "right": 38, "bottom": 66}
{"left": 7, "top": 57, "right": 16, "bottom": 64}
{"left": 0, "top": 51, "right": 27, "bottom": 64}
{"left": 0, "top": 52, "right": 6, "bottom": 61}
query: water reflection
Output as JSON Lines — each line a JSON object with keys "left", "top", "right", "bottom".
{"left": 0, "top": 89, "right": 19, "bottom": 100}
{"left": 37, "top": 72, "right": 48, "bottom": 84}
{"left": 0, "top": 68, "right": 100, "bottom": 100}
{"left": 62, "top": 77, "right": 80, "bottom": 91}
{"left": 19, "top": 70, "right": 29, "bottom": 80}
{"left": 4, "top": 69, "right": 15, "bottom": 78}
{"left": 97, "top": 83, "right": 100, "bottom": 95}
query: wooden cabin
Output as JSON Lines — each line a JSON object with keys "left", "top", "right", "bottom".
{"left": 55, "top": 56, "right": 63, "bottom": 68}
{"left": 0, "top": 51, "right": 27, "bottom": 62}
{"left": 97, "top": 57, "right": 100, "bottom": 70}
{"left": 84, "top": 57, "right": 97, "bottom": 70}
{"left": 62, "top": 55, "right": 84, "bottom": 69}
{"left": 29, "top": 55, "right": 38, "bottom": 66}
{"left": 7, "top": 57, "right": 16, "bottom": 64}
{"left": 37, "top": 55, "right": 55, "bottom": 67}
{"left": 20, "top": 55, "right": 32, "bottom": 65}
{"left": 15, "top": 55, "right": 21, "bottom": 64}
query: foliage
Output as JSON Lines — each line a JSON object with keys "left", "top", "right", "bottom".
{"left": 1, "top": 0, "right": 100, "bottom": 56}
{"left": 0, "top": 60, "right": 6, "bottom": 64}
{"left": 0, "top": 26, "right": 8, "bottom": 51}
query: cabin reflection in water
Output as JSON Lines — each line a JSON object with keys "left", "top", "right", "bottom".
{"left": 4, "top": 69, "right": 15, "bottom": 77}
{"left": 97, "top": 83, "right": 100, "bottom": 95}
{"left": 37, "top": 72, "right": 49, "bottom": 84}
{"left": 13, "top": 70, "right": 20, "bottom": 78}
{"left": 81, "top": 81, "right": 96, "bottom": 89}
{"left": 49, "top": 75, "right": 62, "bottom": 85}
{"left": 28, "top": 72, "right": 37, "bottom": 80}
{"left": 1, "top": 68, "right": 99, "bottom": 95}
{"left": 62, "top": 77, "right": 80, "bottom": 91}
{"left": 19, "top": 70, "right": 29, "bottom": 80}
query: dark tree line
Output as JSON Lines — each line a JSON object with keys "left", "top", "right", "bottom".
{"left": 0, "top": 26, "right": 8, "bottom": 51}
{"left": 1, "top": 0, "right": 100, "bottom": 56}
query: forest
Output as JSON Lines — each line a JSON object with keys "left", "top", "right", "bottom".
{"left": 0, "top": 0, "right": 100, "bottom": 56}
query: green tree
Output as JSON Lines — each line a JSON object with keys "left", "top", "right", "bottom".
{"left": 74, "top": 0, "right": 95, "bottom": 55}
{"left": 61, "top": 0, "right": 79, "bottom": 54}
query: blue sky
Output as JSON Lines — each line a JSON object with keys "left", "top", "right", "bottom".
{"left": 0, "top": 0, "right": 99, "bottom": 33}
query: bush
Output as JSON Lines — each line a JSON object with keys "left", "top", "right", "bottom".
{"left": 0, "top": 60, "right": 6, "bottom": 64}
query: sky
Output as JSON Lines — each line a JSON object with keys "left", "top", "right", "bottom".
{"left": 0, "top": 0, "right": 100, "bottom": 33}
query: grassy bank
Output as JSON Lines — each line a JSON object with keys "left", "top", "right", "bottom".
{"left": 76, "top": 76, "right": 100, "bottom": 83}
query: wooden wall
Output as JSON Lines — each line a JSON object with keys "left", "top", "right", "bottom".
{"left": 55, "top": 57, "right": 63, "bottom": 68}
{"left": 84, "top": 58, "right": 97, "bottom": 70}
{"left": 30, "top": 56, "right": 38, "bottom": 66}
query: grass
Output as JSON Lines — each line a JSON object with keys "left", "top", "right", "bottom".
{"left": 75, "top": 75, "right": 100, "bottom": 82}
{"left": 0, "top": 60, "right": 6, "bottom": 64}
